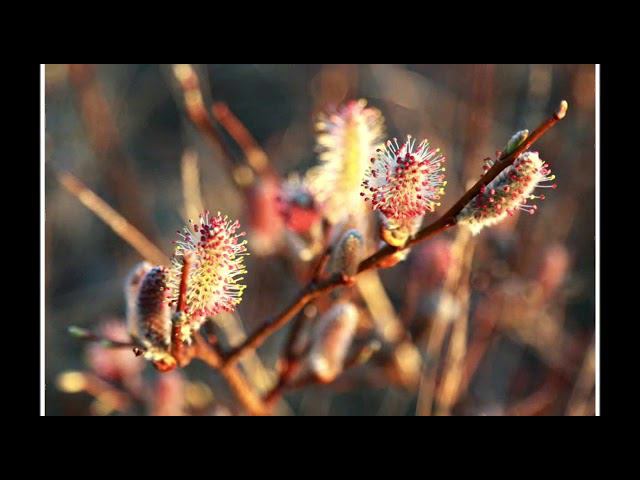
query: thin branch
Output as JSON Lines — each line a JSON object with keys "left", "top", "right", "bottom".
{"left": 56, "top": 170, "right": 169, "bottom": 266}
{"left": 67, "top": 326, "right": 145, "bottom": 350}
{"left": 172, "top": 64, "right": 239, "bottom": 173}
{"left": 193, "top": 334, "right": 269, "bottom": 416}
{"left": 263, "top": 339, "right": 381, "bottom": 409}
{"left": 67, "top": 64, "right": 154, "bottom": 238}
{"left": 211, "top": 102, "right": 273, "bottom": 176}
{"left": 176, "top": 253, "right": 192, "bottom": 313}
{"left": 223, "top": 272, "right": 351, "bottom": 366}
{"left": 221, "top": 101, "right": 568, "bottom": 367}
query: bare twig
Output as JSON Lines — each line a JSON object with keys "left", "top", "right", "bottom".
{"left": 67, "top": 326, "right": 145, "bottom": 350}
{"left": 172, "top": 64, "right": 239, "bottom": 173}
{"left": 211, "top": 102, "right": 273, "bottom": 176}
{"left": 263, "top": 339, "right": 381, "bottom": 409}
{"left": 56, "top": 170, "right": 169, "bottom": 266}
{"left": 193, "top": 334, "right": 268, "bottom": 416}
{"left": 67, "top": 64, "right": 154, "bottom": 238}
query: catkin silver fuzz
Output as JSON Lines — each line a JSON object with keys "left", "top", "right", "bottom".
{"left": 330, "top": 229, "right": 363, "bottom": 277}
{"left": 457, "top": 151, "right": 556, "bottom": 235}
{"left": 124, "top": 261, "right": 152, "bottom": 339}
{"left": 308, "top": 302, "right": 359, "bottom": 382}
{"left": 136, "top": 266, "right": 172, "bottom": 349}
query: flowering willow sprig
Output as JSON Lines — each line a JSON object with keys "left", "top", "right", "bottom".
{"left": 306, "top": 99, "right": 385, "bottom": 225}
{"left": 136, "top": 266, "right": 172, "bottom": 350}
{"left": 361, "top": 135, "right": 446, "bottom": 246}
{"left": 124, "top": 264, "right": 176, "bottom": 371}
{"left": 457, "top": 151, "right": 556, "bottom": 235}
{"left": 168, "top": 211, "right": 248, "bottom": 342}
{"left": 329, "top": 229, "right": 363, "bottom": 278}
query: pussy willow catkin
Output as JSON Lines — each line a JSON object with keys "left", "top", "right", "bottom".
{"left": 168, "top": 211, "right": 248, "bottom": 341}
{"left": 457, "top": 151, "right": 557, "bottom": 235}
{"left": 307, "top": 99, "right": 385, "bottom": 224}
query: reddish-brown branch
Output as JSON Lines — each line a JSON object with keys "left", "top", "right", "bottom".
{"left": 263, "top": 339, "right": 380, "bottom": 410}
{"left": 223, "top": 272, "right": 350, "bottom": 366}
{"left": 56, "top": 170, "right": 169, "bottom": 266}
{"left": 193, "top": 334, "right": 268, "bottom": 415}
{"left": 172, "top": 65, "right": 239, "bottom": 174}
{"left": 67, "top": 64, "right": 155, "bottom": 238}
{"left": 170, "top": 253, "right": 196, "bottom": 366}
{"left": 211, "top": 102, "right": 274, "bottom": 177}
{"left": 221, "top": 101, "right": 568, "bottom": 368}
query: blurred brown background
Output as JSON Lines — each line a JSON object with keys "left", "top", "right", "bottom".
{"left": 45, "top": 64, "right": 595, "bottom": 416}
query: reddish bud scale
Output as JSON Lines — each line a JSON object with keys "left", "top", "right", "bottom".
{"left": 277, "top": 174, "right": 322, "bottom": 234}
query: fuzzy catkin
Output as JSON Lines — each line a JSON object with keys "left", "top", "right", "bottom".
{"left": 137, "top": 266, "right": 172, "bottom": 349}
{"left": 457, "top": 151, "right": 556, "bottom": 235}
{"left": 308, "top": 302, "right": 359, "bottom": 382}
{"left": 330, "top": 229, "right": 363, "bottom": 277}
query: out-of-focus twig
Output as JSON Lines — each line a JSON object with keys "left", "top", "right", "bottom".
{"left": 566, "top": 337, "right": 595, "bottom": 416}
{"left": 215, "top": 312, "right": 278, "bottom": 396}
{"left": 172, "top": 64, "right": 263, "bottom": 192}
{"left": 172, "top": 65, "right": 239, "bottom": 172}
{"left": 67, "top": 326, "right": 144, "bottom": 350}
{"left": 56, "top": 170, "right": 169, "bottom": 266}
{"left": 57, "top": 371, "right": 132, "bottom": 415}
{"left": 263, "top": 338, "right": 381, "bottom": 410}
{"left": 504, "top": 373, "right": 562, "bottom": 416}
{"left": 181, "top": 149, "right": 205, "bottom": 221}
{"left": 67, "top": 64, "right": 154, "bottom": 238}
{"left": 416, "top": 227, "right": 474, "bottom": 416}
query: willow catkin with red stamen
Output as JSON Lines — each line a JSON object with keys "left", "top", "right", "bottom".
{"left": 457, "top": 151, "right": 557, "bottom": 235}
{"left": 168, "top": 211, "right": 248, "bottom": 343}
{"left": 277, "top": 174, "right": 322, "bottom": 235}
{"left": 362, "top": 135, "right": 447, "bottom": 247}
